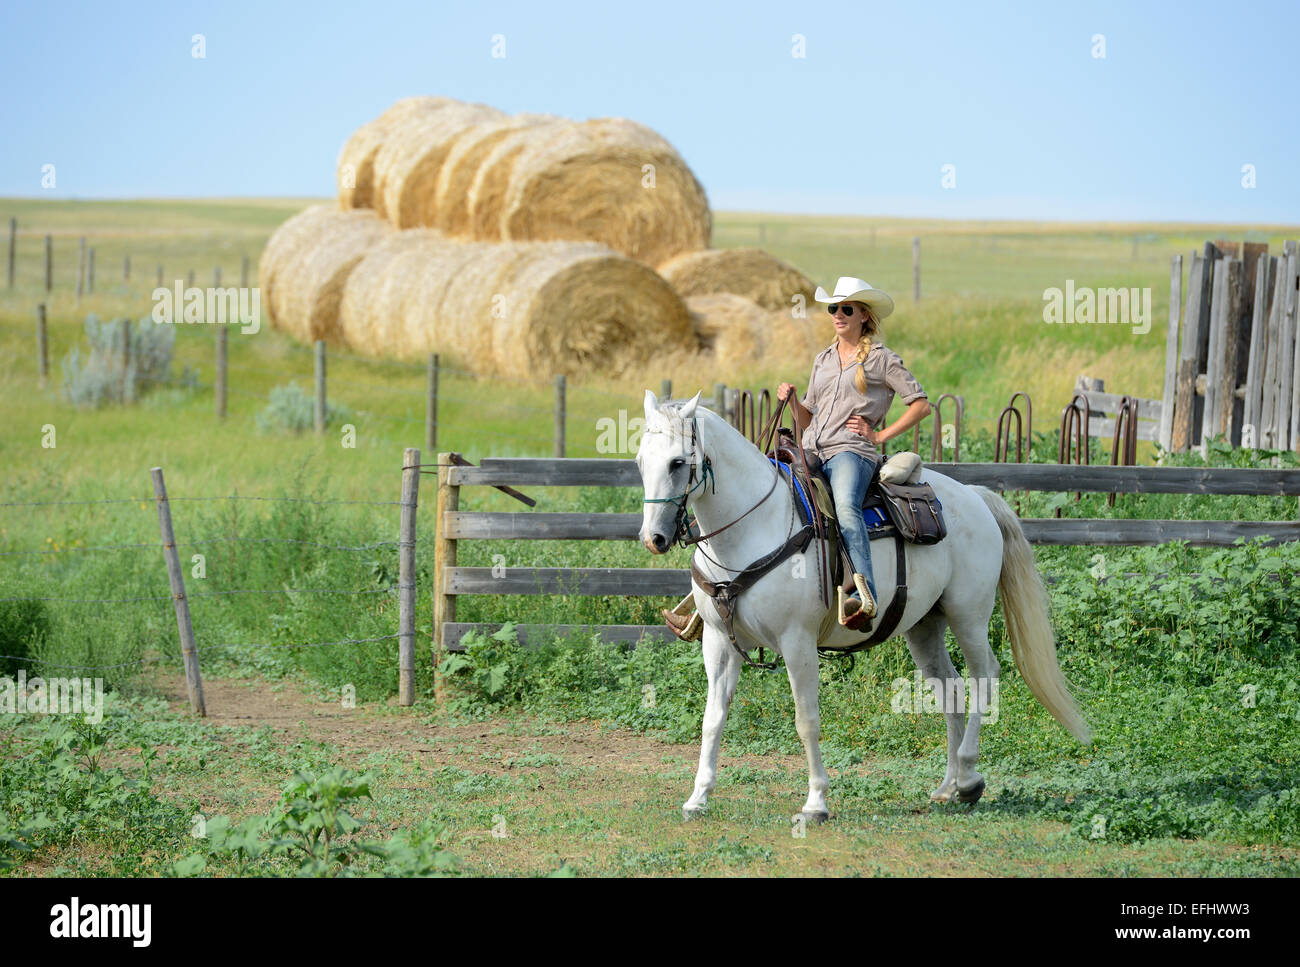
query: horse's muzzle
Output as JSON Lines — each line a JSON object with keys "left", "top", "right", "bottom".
{"left": 644, "top": 532, "right": 670, "bottom": 554}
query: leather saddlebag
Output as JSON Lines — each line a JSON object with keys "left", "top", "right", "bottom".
{"left": 876, "top": 479, "right": 947, "bottom": 545}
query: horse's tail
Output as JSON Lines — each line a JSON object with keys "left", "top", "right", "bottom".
{"left": 972, "top": 486, "right": 1092, "bottom": 744}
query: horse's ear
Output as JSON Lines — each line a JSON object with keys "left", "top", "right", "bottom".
{"left": 678, "top": 390, "right": 702, "bottom": 420}
{"left": 643, "top": 389, "right": 659, "bottom": 421}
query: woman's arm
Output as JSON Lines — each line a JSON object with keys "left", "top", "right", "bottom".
{"left": 875, "top": 397, "right": 931, "bottom": 445}
{"left": 845, "top": 397, "right": 931, "bottom": 446}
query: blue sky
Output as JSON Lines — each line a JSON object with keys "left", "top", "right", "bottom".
{"left": 2, "top": 0, "right": 1297, "bottom": 222}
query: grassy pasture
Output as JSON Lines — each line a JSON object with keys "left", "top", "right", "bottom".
{"left": 1, "top": 199, "right": 1298, "bottom": 876}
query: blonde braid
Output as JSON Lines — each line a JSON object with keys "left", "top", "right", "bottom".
{"left": 852, "top": 305, "right": 881, "bottom": 394}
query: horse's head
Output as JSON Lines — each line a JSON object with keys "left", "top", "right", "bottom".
{"left": 636, "top": 389, "right": 706, "bottom": 554}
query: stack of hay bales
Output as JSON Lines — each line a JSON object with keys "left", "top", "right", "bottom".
{"left": 261, "top": 95, "right": 830, "bottom": 381}
{"left": 261, "top": 205, "right": 693, "bottom": 378}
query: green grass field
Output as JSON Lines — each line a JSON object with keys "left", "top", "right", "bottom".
{"left": 2, "top": 199, "right": 1298, "bottom": 876}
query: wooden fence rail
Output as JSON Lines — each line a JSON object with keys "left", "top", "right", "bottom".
{"left": 431, "top": 456, "right": 1300, "bottom": 658}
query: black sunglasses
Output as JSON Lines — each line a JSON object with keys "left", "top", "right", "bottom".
{"left": 827, "top": 304, "right": 856, "bottom": 316}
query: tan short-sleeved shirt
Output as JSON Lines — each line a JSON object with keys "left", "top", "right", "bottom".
{"left": 799, "top": 342, "right": 927, "bottom": 461}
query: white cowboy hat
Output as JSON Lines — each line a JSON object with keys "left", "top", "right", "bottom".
{"left": 813, "top": 276, "right": 895, "bottom": 319}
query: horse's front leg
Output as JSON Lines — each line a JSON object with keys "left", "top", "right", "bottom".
{"left": 683, "top": 621, "right": 740, "bottom": 820}
{"left": 782, "top": 634, "right": 829, "bottom": 821}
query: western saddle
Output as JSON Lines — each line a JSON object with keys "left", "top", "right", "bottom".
{"left": 664, "top": 424, "right": 948, "bottom": 660}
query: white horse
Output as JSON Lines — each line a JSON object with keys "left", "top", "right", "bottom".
{"left": 635, "top": 390, "right": 1091, "bottom": 821}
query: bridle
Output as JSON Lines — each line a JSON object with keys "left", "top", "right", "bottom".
{"left": 642, "top": 410, "right": 780, "bottom": 551}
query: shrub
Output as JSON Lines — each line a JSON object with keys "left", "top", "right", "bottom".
{"left": 0, "top": 599, "right": 50, "bottom": 677}
{"left": 61, "top": 314, "right": 191, "bottom": 407}
{"left": 255, "top": 382, "right": 353, "bottom": 434}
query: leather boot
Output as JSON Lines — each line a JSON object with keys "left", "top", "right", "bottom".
{"left": 838, "top": 586, "right": 870, "bottom": 630}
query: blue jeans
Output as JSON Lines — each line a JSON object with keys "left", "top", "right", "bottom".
{"left": 822, "top": 451, "right": 879, "bottom": 601}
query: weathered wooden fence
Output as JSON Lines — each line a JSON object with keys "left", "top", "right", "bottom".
{"left": 430, "top": 455, "right": 1300, "bottom": 657}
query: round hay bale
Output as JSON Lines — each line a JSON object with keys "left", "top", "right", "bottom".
{"left": 337, "top": 97, "right": 454, "bottom": 210}
{"left": 464, "top": 122, "right": 565, "bottom": 241}
{"left": 259, "top": 205, "right": 336, "bottom": 329}
{"left": 658, "top": 247, "right": 816, "bottom": 313}
{"left": 487, "top": 243, "right": 693, "bottom": 380}
{"left": 260, "top": 206, "right": 392, "bottom": 344}
{"left": 498, "top": 117, "right": 711, "bottom": 266}
{"left": 686, "top": 293, "right": 771, "bottom": 371}
{"left": 763, "top": 302, "right": 828, "bottom": 367}
{"left": 432, "top": 114, "right": 559, "bottom": 236}
{"left": 373, "top": 101, "right": 507, "bottom": 229}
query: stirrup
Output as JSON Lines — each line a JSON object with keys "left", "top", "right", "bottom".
{"left": 662, "top": 608, "right": 702, "bottom": 641}
{"left": 838, "top": 586, "right": 870, "bottom": 630}
{"left": 662, "top": 593, "right": 702, "bottom": 641}
{"left": 853, "top": 573, "right": 878, "bottom": 620}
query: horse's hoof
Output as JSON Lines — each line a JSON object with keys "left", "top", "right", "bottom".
{"left": 682, "top": 806, "right": 707, "bottom": 822}
{"left": 956, "top": 778, "right": 986, "bottom": 804}
{"left": 801, "top": 810, "right": 830, "bottom": 825}
{"left": 929, "top": 780, "right": 959, "bottom": 803}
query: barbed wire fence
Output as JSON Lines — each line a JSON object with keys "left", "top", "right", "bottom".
{"left": 0, "top": 449, "right": 448, "bottom": 714}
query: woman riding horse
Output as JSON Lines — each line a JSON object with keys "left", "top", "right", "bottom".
{"left": 780, "top": 276, "right": 931, "bottom": 628}
{"left": 661, "top": 275, "right": 932, "bottom": 637}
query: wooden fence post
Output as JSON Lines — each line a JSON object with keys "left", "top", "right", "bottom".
{"left": 87, "top": 247, "right": 95, "bottom": 294}
{"left": 156, "top": 264, "right": 164, "bottom": 289}
{"left": 1158, "top": 254, "right": 1182, "bottom": 451}
{"left": 1280, "top": 243, "right": 1299, "bottom": 450}
{"left": 76, "top": 237, "right": 85, "bottom": 303}
{"left": 426, "top": 353, "right": 438, "bottom": 452}
{"left": 186, "top": 268, "right": 195, "bottom": 290}
{"left": 215, "top": 326, "right": 227, "bottom": 420}
{"left": 150, "top": 466, "right": 206, "bottom": 716}
{"left": 660, "top": 378, "right": 672, "bottom": 400}
{"left": 44, "top": 235, "right": 52, "bottom": 293}
{"left": 1218, "top": 260, "right": 1244, "bottom": 441}
{"left": 213, "top": 265, "right": 221, "bottom": 287}
{"left": 912, "top": 237, "right": 921, "bottom": 301}
{"left": 714, "top": 382, "right": 727, "bottom": 420}
{"left": 1243, "top": 255, "right": 1273, "bottom": 448}
{"left": 1171, "top": 252, "right": 1205, "bottom": 452}
{"left": 36, "top": 304, "right": 49, "bottom": 387}
{"left": 7, "top": 217, "right": 15, "bottom": 289}
{"left": 554, "top": 373, "right": 566, "bottom": 457}
{"left": 121, "top": 318, "right": 133, "bottom": 404}
{"left": 1202, "top": 258, "right": 1228, "bottom": 446}
{"left": 432, "top": 450, "right": 460, "bottom": 703}
{"left": 398, "top": 447, "right": 420, "bottom": 706}
{"left": 240, "top": 254, "right": 250, "bottom": 288}
{"left": 314, "top": 339, "right": 326, "bottom": 433}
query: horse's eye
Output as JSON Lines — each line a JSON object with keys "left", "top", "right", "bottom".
{"left": 669, "top": 459, "right": 685, "bottom": 471}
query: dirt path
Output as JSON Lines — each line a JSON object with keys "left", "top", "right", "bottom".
{"left": 154, "top": 671, "right": 807, "bottom": 778}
